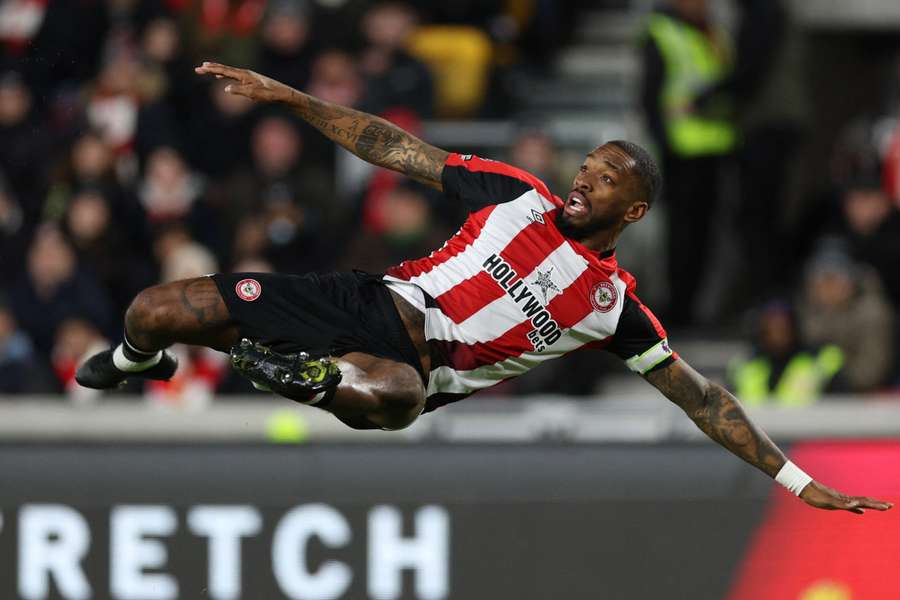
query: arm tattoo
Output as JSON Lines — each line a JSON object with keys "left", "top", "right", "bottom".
{"left": 286, "top": 90, "right": 448, "bottom": 188}
{"left": 645, "top": 361, "right": 786, "bottom": 478}
{"left": 354, "top": 122, "right": 448, "bottom": 184}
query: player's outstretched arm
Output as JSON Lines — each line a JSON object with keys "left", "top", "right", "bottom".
{"left": 195, "top": 61, "right": 449, "bottom": 189}
{"left": 644, "top": 359, "right": 893, "bottom": 514}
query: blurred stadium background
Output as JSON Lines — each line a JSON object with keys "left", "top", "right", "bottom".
{"left": 1, "top": 0, "right": 900, "bottom": 598}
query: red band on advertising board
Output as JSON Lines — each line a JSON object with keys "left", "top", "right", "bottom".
{"left": 727, "top": 441, "right": 900, "bottom": 600}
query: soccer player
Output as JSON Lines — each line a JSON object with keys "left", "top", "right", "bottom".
{"left": 77, "top": 62, "right": 891, "bottom": 514}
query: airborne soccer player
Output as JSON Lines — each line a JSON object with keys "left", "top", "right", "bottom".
{"left": 78, "top": 62, "right": 891, "bottom": 514}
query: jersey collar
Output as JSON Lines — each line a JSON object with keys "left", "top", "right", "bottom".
{"left": 566, "top": 236, "right": 618, "bottom": 271}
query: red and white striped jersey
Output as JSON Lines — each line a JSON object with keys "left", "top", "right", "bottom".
{"left": 385, "top": 153, "right": 675, "bottom": 412}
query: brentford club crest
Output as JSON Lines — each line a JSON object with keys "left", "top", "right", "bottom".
{"left": 235, "top": 278, "right": 262, "bottom": 302}
{"left": 590, "top": 281, "right": 617, "bottom": 312}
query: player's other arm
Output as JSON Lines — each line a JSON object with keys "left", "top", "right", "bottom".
{"left": 195, "top": 62, "right": 449, "bottom": 190}
{"left": 644, "top": 359, "right": 893, "bottom": 514}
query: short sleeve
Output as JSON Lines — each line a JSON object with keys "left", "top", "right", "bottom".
{"left": 441, "top": 153, "right": 558, "bottom": 213}
{"left": 606, "top": 293, "right": 677, "bottom": 375}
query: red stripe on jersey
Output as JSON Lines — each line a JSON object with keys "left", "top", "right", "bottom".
{"left": 543, "top": 267, "right": 598, "bottom": 326}
{"left": 386, "top": 204, "right": 496, "bottom": 280}
{"left": 617, "top": 269, "right": 638, "bottom": 293}
{"left": 432, "top": 207, "right": 561, "bottom": 323}
{"left": 436, "top": 269, "right": 602, "bottom": 372}
{"left": 431, "top": 328, "right": 525, "bottom": 373}
{"left": 447, "top": 153, "right": 561, "bottom": 206}
{"left": 434, "top": 271, "right": 505, "bottom": 324}
{"left": 583, "top": 338, "right": 614, "bottom": 351}
{"left": 626, "top": 290, "right": 667, "bottom": 339}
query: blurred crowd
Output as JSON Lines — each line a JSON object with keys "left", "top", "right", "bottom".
{"left": 0, "top": 0, "right": 577, "bottom": 402}
{"left": 641, "top": 0, "right": 900, "bottom": 402}
{"left": 1, "top": 0, "right": 899, "bottom": 405}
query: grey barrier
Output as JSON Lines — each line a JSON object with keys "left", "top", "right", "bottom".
{"left": 0, "top": 443, "right": 773, "bottom": 600}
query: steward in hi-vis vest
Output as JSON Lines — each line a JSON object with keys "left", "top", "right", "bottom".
{"left": 639, "top": 1, "right": 738, "bottom": 327}
{"left": 645, "top": 10, "right": 736, "bottom": 156}
{"left": 729, "top": 345, "right": 844, "bottom": 407}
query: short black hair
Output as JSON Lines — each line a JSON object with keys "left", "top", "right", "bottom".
{"left": 608, "top": 140, "right": 661, "bottom": 207}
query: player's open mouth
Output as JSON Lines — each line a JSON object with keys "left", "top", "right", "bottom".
{"left": 564, "top": 192, "right": 590, "bottom": 218}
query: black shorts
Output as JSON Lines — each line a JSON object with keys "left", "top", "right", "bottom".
{"left": 212, "top": 271, "right": 425, "bottom": 383}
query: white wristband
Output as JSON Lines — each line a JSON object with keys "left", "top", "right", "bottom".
{"left": 775, "top": 460, "right": 813, "bottom": 496}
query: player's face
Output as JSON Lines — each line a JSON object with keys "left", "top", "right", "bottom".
{"left": 557, "top": 144, "right": 647, "bottom": 241}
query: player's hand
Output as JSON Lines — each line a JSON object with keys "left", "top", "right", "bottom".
{"left": 194, "top": 61, "right": 291, "bottom": 103}
{"left": 799, "top": 480, "right": 893, "bottom": 514}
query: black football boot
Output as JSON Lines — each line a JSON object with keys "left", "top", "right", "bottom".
{"left": 75, "top": 348, "right": 179, "bottom": 389}
{"left": 229, "top": 338, "right": 342, "bottom": 403}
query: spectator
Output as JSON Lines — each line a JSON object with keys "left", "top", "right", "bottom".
{"left": 0, "top": 0, "right": 50, "bottom": 62}
{"left": 51, "top": 317, "right": 108, "bottom": 402}
{"left": 10, "top": 224, "right": 113, "bottom": 356}
{"left": 307, "top": 48, "right": 364, "bottom": 110}
{"left": 840, "top": 179, "right": 900, "bottom": 306}
{"left": 214, "top": 114, "right": 338, "bottom": 271}
{"left": 138, "top": 145, "right": 223, "bottom": 256}
{"left": 507, "top": 128, "right": 567, "bottom": 194}
{"left": 63, "top": 187, "right": 155, "bottom": 316}
{"left": 0, "top": 176, "right": 27, "bottom": 280}
{"left": 304, "top": 0, "right": 371, "bottom": 49}
{"left": 230, "top": 215, "right": 270, "bottom": 269}
{"left": 250, "top": 115, "right": 335, "bottom": 209}
{"left": 839, "top": 179, "right": 900, "bottom": 386}
{"left": 138, "top": 146, "right": 203, "bottom": 221}
{"left": 151, "top": 222, "right": 206, "bottom": 279}
{"left": 185, "top": 78, "right": 255, "bottom": 177}
{"left": 180, "top": 0, "right": 263, "bottom": 67}
{"left": 159, "top": 232, "right": 219, "bottom": 284}
{"left": 64, "top": 130, "right": 122, "bottom": 194}
{"left": 5, "top": 0, "right": 108, "bottom": 100}
{"left": 0, "top": 70, "right": 52, "bottom": 211}
{"left": 0, "top": 300, "right": 52, "bottom": 394}
{"left": 339, "top": 183, "right": 450, "bottom": 273}
{"left": 728, "top": 300, "right": 843, "bottom": 406}
{"left": 258, "top": 0, "right": 316, "bottom": 91}
{"left": 298, "top": 48, "right": 366, "bottom": 171}
{"left": 86, "top": 44, "right": 145, "bottom": 155}
{"left": 307, "top": 47, "right": 363, "bottom": 106}
{"left": 139, "top": 15, "right": 197, "bottom": 126}
{"left": 254, "top": 115, "right": 340, "bottom": 268}
{"left": 50, "top": 130, "right": 147, "bottom": 234}
{"left": 639, "top": 0, "right": 736, "bottom": 326}
{"left": 358, "top": 1, "right": 434, "bottom": 118}
{"left": 797, "top": 242, "right": 895, "bottom": 392}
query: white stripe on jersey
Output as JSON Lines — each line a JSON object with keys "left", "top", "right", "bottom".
{"left": 424, "top": 273, "right": 629, "bottom": 396}
{"left": 383, "top": 277, "right": 426, "bottom": 312}
{"left": 521, "top": 237, "right": 590, "bottom": 305}
{"left": 425, "top": 241, "right": 589, "bottom": 344}
{"left": 404, "top": 190, "right": 552, "bottom": 297}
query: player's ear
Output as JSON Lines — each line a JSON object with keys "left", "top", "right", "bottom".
{"left": 623, "top": 200, "right": 648, "bottom": 223}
